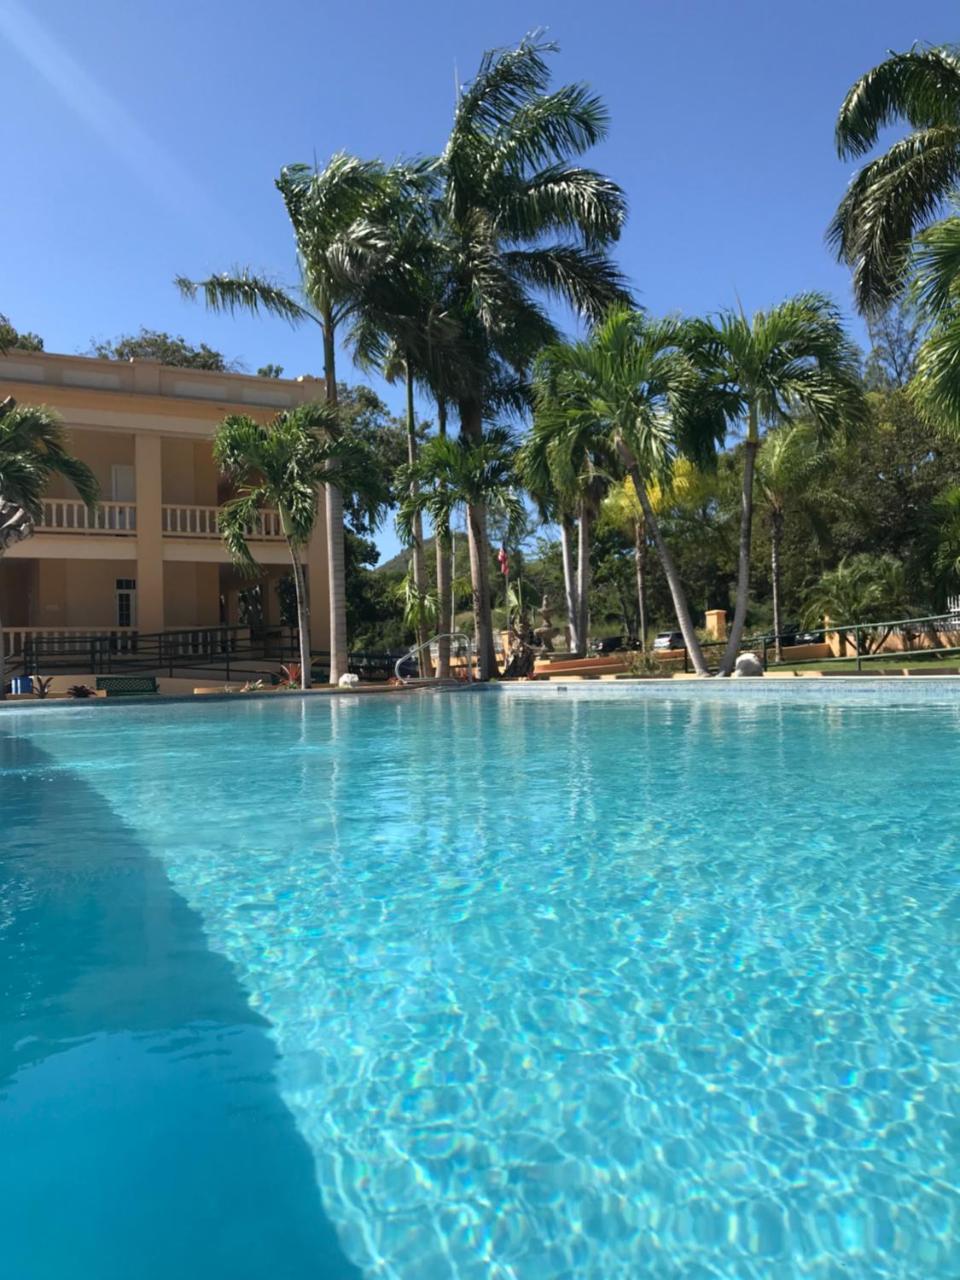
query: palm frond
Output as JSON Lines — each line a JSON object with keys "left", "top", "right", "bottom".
{"left": 176, "top": 270, "right": 314, "bottom": 326}
{"left": 835, "top": 45, "right": 960, "bottom": 159}
{"left": 497, "top": 165, "right": 627, "bottom": 248}
{"left": 912, "top": 213, "right": 960, "bottom": 313}
{"left": 829, "top": 127, "right": 960, "bottom": 311}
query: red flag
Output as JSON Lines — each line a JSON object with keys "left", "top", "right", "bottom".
{"left": 498, "top": 545, "right": 509, "bottom": 576}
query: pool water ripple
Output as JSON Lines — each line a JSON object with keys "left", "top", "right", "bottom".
{"left": 2, "top": 691, "right": 959, "bottom": 1277}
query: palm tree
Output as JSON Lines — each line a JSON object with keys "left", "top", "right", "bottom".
{"left": 178, "top": 153, "right": 400, "bottom": 683}
{"left": 804, "top": 553, "right": 914, "bottom": 655}
{"left": 600, "top": 479, "right": 649, "bottom": 650}
{"left": 516, "top": 430, "right": 583, "bottom": 653}
{"left": 690, "top": 294, "right": 866, "bottom": 675}
{"left": 0, "top": 397, "right": 98, "bottom": 696}
{"left": 436, "top": 34, "right": 630, "bottom": 677}
{"left": 340, "top": 170, "right": 464, "bottom": 676}
{"left": 755, "top": 423, "right": 830, "bottom": 662}
{"left": 932, "top": 485, "right": 960, "bottom": 598}
{"left": 830, "top": 44, "right": 960, "bottom": 315}
{"left": 531, "top": 309, "right": 730, "bottom": 675}
{"left": 397, "top": 428, "right": 525, "bottom": 672}
{"left": 213, "top": 403, "right": 384, "bottom": 689}
{"left": 520, "top": 400, "right": 613, "bottom": 655}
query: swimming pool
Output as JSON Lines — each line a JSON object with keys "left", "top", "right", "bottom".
{"left": 1, "top": 685, "right": 958, "bottom": 1278}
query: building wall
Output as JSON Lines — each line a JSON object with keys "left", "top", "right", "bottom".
{"left": 26, "top": 559, "right": 136, "bottom": 628}
{"left": 45, "top": 429, "right": 136, "bottom": 499}
{"left": 0, "top": 561, "right": 36, "bottom": 626}
{"left": 164, "top": 562, "right": 220, "bottom": 628}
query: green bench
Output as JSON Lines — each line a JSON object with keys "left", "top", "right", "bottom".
{"left": 95, "top": 676, "right": 160, "bottom": 697}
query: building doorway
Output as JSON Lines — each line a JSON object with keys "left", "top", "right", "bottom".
{"left": 115, "top": 578, "right": 137, "bottom": 628}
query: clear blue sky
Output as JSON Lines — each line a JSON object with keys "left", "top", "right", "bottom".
{"left": 2, "top": 1, "right": 956, "bottom": 560}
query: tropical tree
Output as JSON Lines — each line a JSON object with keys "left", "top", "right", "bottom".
{"left": 830, "top": 43, "right": 960, "bottom": 315}
{"left": 755, "top": 422, "right": 831, "bottom": 661}
{"left": 0, "top": 397, "right": 98, "bottom": 696}
{"left": 521, "top": 386, "right": 615, "bottom": 654}
{"left": 436, "top": 34, "right": 630, "bottom": 677}
{"left": 530, "top": 308, "right": 730, "bottom": 675}
{"left": 689, "top": 294, "right": 867, "bottom": 674}
{"left": 517, "top": 426, "right": 591, "bottom": 654}
{"left": 803, "top": 553, "right": 915, "bottom": 655}
{"left": 932, "top": 485, "right": 960, "bottom": 599}
{"left": 340, "top": 169, "right": 463, "bottom": 674}
{"left": 830, "top": 46, "right": 960, "bottom": 431}
{"left": 213, "top": 403, "right": 385, "bottom": 689}
{"left": 397, "top": 428, "right": 525, "bottom": 673}
{"left": 178, "top": 153, "right": 401, "bottom": 682}
{"left": 600, "top": 461, "right": 714, "bottom": 651}
{"left": 92, "top": 329, "right": 232, "bottom": 370}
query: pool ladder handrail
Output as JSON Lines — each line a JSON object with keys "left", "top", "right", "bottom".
{"left": 395, "top": 632, "right": 474, "bottom": 684}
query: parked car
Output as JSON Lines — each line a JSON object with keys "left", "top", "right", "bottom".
{"left": 591, "top": 635, "right": 627, "bottom": 654}
{"left": 756, "top": 623, "right": 800, "bottom": 648}
{"left": 653, "top": 631, "right": 685, "bottom": 651}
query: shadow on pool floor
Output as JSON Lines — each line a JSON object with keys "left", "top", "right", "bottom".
{"left": 0, "top": 731, "right": 361, "bottom": 1280}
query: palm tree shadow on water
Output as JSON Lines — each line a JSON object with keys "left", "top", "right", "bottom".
{"left": 0, "top": 727, "right": 361, "bottom": 1280}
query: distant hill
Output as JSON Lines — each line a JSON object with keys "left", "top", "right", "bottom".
{"left": 376, "top": 532, "right": 470, "bottom": 575}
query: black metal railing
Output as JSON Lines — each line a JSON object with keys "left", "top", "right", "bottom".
{"left": 22, "top": 625, "right": 303, "bottom": 681}
{"left": 674, "top": 610, "right": 960, "bottom": 673}
{"left": 18, "top": 626, "right": 422, "bottom": 686}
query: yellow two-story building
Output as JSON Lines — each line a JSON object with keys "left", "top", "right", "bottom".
{"left": 0, "top": 350, "right": 330, "bottom": 667}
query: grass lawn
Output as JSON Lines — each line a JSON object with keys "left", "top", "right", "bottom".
{"left": 771, "top": 650, "right": 960, "bottom": 674}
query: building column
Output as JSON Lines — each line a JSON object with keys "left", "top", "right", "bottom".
{"left": 135, "top": 434, "right": 164, "bottom": 634}
{"left": 306, "top": 495, "right": 330, "bottom": 655}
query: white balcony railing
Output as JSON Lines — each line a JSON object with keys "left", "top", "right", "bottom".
{"left": 2, "top": 626, "right": 137, "bottom": 660}
{"left": 161, "top": 505, "right": 284, "bottom": 540}
{"left": 32, "top": 501, "right": 284, "bottom": 540}
{"left": 39, "top": 499, "right": 137, "bottom": 534}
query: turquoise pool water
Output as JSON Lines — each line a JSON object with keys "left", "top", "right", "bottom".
{"left": 1, "top": 687, "right": 958, "bottom": 1278}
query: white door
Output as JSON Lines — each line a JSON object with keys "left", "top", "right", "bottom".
{"left": 116, "top": 578, "right": 137, "bottom": 629}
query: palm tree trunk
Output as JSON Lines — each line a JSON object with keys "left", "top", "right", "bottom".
{"left": 619, "top": 447, "right": 708, "bottom": 675}
{"left": 576, "top": 504, "right": 591, "bottom": 655}
{"left": 560, "top": 516, "right": 579, "bottom": 654}
{"left": 405, "top": 362, "right": 432, "bottom": 677}
{"left": 436, "top": 527, "right": 452, "bottom": 678}
{"left": 435, "top": 398, "right": 452, "bottom": 678}
{"left": 288, "top": 543, "right": 312, "bottom": 690}
{"left": 718, "top": 433, "right": 759, "bottom": 676}
{"left": 466, "top": 502, "right": 497, "bottom": 680}
{"left": 771, "top": 507, "right": 784, "bottom": 664}
{"left": 322, "top": 320, "right": 348, "bottom": 685}
{"left": 634, "top": 516, "right": 647, "bottom": 651}
{"left": 458, "top": 397, "right": 498, "bottom": 680}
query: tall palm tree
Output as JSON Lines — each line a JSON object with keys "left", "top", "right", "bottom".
{"left": 340, "top": 169, "right": 466, "bottom": 675}
{"left": 0, "top": 397, "right": 98, "bottom": 696}
{"left": 178, "top": 153, "right": 399, "bottom": 683}
{"left": 830, "top": 44, "right": 960, "bottom": 315}
{"left": 436, "top": 34, "right": 631, "bottom": 677}
{"left": 516, "top": 429, "right": 583, "bottom": 653}
{"left": 397, "top": 428, "right": 525, "bottom": 672}
{"left": 213, "top": 403, "right": 385, "bottom": 689}
{"left": 531, "top": 309, "right": 729, "bottom": 675}
{"left": 600, "top": 462, "right": 717, "bottom": 652}
{"left": 690, "top": 294, "right": 866, "bottom": 675}
{"left": 755, "top": 422, "right": 830, "bottom": 662}
{"left": 520, "top": 402, "right": 612, "bottom": 655}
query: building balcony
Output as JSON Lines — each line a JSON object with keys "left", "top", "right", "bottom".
{"left": 35, "top": 500, "right": 284, "bottom": 541}
{"left": 39, "top": 498, "right": 137, "bottom": 534}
